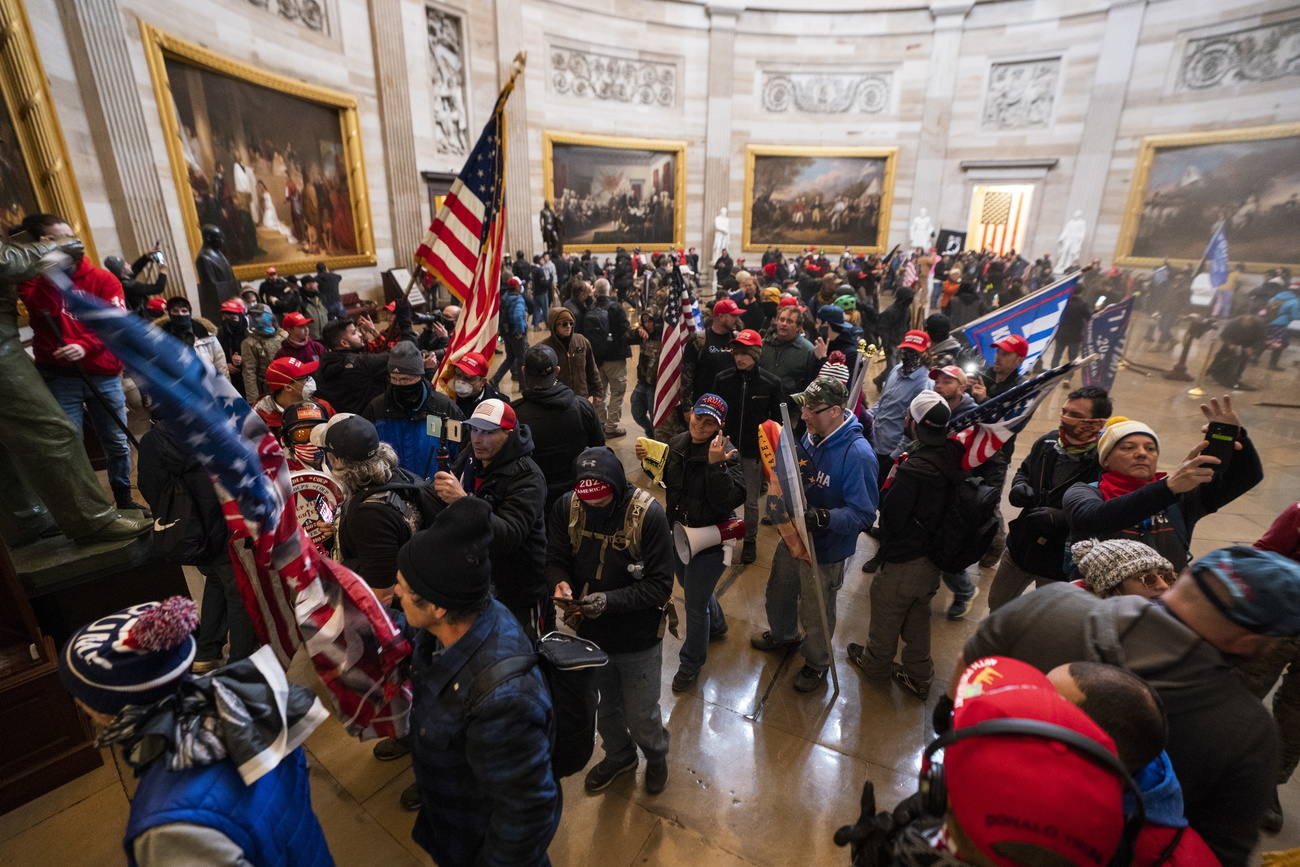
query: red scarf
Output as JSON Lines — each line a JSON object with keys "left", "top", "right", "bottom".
{"left": 1098, "top": 469, "right": 1166, "bottom": 500}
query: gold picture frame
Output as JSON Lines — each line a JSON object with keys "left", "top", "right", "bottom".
{"left": 541, "top": 131, "right": 686, "bottom": 254}
{"left": 140, "top": 22, "right": 375, "bottom": 280}
{"left": 1115, "top": 123, "right": 1300, "bottom": 271}
{"left": 743, "top": 145, "right": 897, "bottom": 254}
{"left": 0, "top": 0, "right": 95, "bottom": 261}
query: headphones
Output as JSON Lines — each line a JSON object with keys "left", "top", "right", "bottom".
{"left": 919, "top": 718, "right": 1145, "bottom": 867}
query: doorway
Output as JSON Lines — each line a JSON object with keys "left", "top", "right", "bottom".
{"left": 966, "top": 184, "right": 1034, "bottom": 254}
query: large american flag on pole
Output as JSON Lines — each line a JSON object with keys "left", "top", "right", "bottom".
{"left": 418, "top": 67, "right": 521, "bottom": 392}
{"left": 55, "top": 273, "right": 412, "bottom": 740}
{"left": 653, "top": 266, "right": 699, "bottom": 429}
{"left": 947, "top": 357, "right": 1089, "bottom": 471}
{"left": 958, "top": 273, "right": 1079, "bottom": 375}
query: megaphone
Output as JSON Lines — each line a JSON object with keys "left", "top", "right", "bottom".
{"left": 673, "top": 517, "right": 746, "bottom": 566}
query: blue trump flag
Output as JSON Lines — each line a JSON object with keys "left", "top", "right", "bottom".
{"left": 1081, "top": 297, "right": 1133, "bottom": 392}
{"left": 1205, "top": 222, "right": 1229, "bottom": 288}
{"left": 957, "top": 273, "right": 1080, "bottom": 375}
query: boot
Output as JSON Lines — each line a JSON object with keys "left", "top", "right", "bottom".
{"left": 76, "top": 513, "right": 151, "bottom": 544}
{"left": 113, "top": 486, "right": 152, "bottom": 518}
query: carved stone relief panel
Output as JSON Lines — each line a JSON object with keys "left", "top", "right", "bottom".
{"left": 1177, "top": 16, "right": 1300, "bottom": 91}
{"left": 427, "top": 5, "right": 468, "bottom": 156}
{"left": 981, "top": 58, "right": 1060, "bottom": 130}
{"left": 548, "top": 43, "right": 677, "bottom": 107}
{"left": 760, "top": 72, "right": 892, "bottom": 115}
{"left": 245, "top": 0, "right": 327, "bottom": 34}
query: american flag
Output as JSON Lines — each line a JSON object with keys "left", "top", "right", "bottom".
{"left": 418, "top": 77, "right": 518, "bottom": 391}
{"left": 947, "top": 358, "right": 1085, "bottom": 471}
{"left": 901, "top": 257, "right": 918, "bottom": 288}
{"left": 56, "top": 276, "right": 412, "bottom": 740}
{"left": 653, "top": 266, "right": 699, "bottom": 429}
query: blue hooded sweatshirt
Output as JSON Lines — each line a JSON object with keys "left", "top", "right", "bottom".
{"left": 801, "top": 409, "right": 879, "bottom": 562}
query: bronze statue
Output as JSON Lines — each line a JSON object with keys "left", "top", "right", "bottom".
{"left": 195, "top": 224, "right": 239, "bottom": 321}
{"left": 539, "top": 201, "right": 559, "bottom": 252}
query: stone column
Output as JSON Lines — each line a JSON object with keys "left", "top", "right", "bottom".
{"left": 702, "top": 4, "right": 740, "bottom": 272}
{"left": 58, "top": 0, "right": 174, "bottom": 273}
{"left": 495, "top": 0, "right": 534, "bottom": 256}
{"left": 910, "top": 0, "right": 974, "bottom": 237}
{"left": 369, "top": 0, "right": 423, "bottom": 266}
{"left": 1064, "top": 0, "right": 1148, "bottom": 262}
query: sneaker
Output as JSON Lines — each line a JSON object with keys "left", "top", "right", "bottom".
{"left": 792, "top": 664, "right": 827, "bottom": 693}
{"left": 604, "top": 426, "right": 627, "bottom": 438}
{"left": 399, "top": 781, "right": 421, "bottom": 811}
{"left": 760, "top": 516, "right": 772, "bottom": 526}
{"left": 946, "top": 588, "right": 980, "bottom": 621}
{"left": 861, "top": 555, "right": 881, "bottom": 574}
{"left": 372, "top": 736, "right": 411, "bottom": 761}
{"left": 741, "top": 540, "right": 757, "bottom": 564}
{"left": 645, "top": 758, "right": 668, "bottom": 795}
{"left": 846, "top": 643, "right": 888, "bottom": 680}
{"left": 671, "top": 669, "right": 697, "bottom": 692}
{"left": 750, "top": 630, "right": 803, "bottom": 652}
{"left": 1262, "top": 787, "right": 1284, "bottom": 834}
{"left": 891, "top": 664, "right": 930, "bottom": 701}
{"left": 584, "top": 756, "right": 638, "bottom": 792}
{"left": 709, "top": 621, "right": 729, "bottom": 641}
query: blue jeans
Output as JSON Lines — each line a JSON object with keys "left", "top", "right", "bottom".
{"left": 43, "top": 371, "right": 132, "bottom": 491}
{"left": 595, "top": 643, "right": 670, "bottom": 765}
{"left": 763, "top": 541, "right": 845, "bottom": 671}
{"left": 677, "top": 546, "right": 727, "bottom": 676}
{"left": 630, "top": 382, "right": 653, "bottom": 438}
{"left": 533, "top": 289, "right": 551, "bottom": 327}
{"left": 941, "top": 566, "right": 976, "bottom": 602}
{"left": 929, "top": 279, "right": 943, "bottom": 310}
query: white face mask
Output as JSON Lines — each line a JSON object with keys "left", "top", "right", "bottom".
{"left": 301, "top": 377, "right": 317, "bottom": 398}
{"left": 453, "top": 380, "right": 474, "bottom": 397}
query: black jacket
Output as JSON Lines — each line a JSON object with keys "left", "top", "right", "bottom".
{"left": 315, "top": 270, "right": 342, "bottom": 309}
{"left": 316, "top": 347, "right": 392, "bottom": 415}
{"left": 684, "top": 326, "right": 736, "bottom": 404}
{"left": 878, "top": 440, "right": 964, "bottom": 564}
{"left": 336, "top": 466, "right": 424, "bottom": 589}
{"left": 513, "top": 383, "right": 605, "bottom": 510}
{"left": 711, "top": 365, "right": 783, "bottom": 459}
{"left": 136, "top": 420, "right": 229, "bottom": 564}
{"left": 663, "top": 431, "right": 746, "bottom": 529}
{"left": 1004, "top": 433, "right": 1102, "bottom": 580}
{"left": 545, "top": 448, "right": 673, "bottom": 654}
{"left": 592, "top": 297, "right": 631, "bottom": 362}
{"left": 446, "top": 424, "right": 549, "bottom": 611}
{"left": 453, "top": 380, "right": 510, "bottom": 419}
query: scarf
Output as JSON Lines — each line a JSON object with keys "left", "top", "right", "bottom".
{"left": 1098, "top": 469, "right": 1166, "bottom": 501}
{"left": 900, "top": 351, "right": 923, "bottom": 376}
{"left": 95, "top": 646, "right": 327, "bottom": 785}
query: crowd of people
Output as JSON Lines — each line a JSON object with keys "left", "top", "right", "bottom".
{"left": 22, "top": 215, "right": 1300, "bottom": 867}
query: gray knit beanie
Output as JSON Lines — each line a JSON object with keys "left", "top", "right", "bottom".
{"left": 1071, "top": 538, "right": 1172, "bottom": 595}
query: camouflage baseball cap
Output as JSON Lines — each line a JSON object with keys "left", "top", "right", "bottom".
{"left": 793, "top": 376, "right": 848, "bottom": 408}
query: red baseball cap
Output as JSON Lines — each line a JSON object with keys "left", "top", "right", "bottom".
{"left": 731, "top": 329, "right": 763, "bottom": 348}
{"left": 384, "top": 300, "right": 397, "bottom": 312}
{"left": 465, "top": 398, "right": 516, "bottom": 431}
{"left": 778, "top": 296, "right": 804, "bottom": 309}
{"left": 282, "top": 312, "right": 314, "bottom": 328}
{"left": 929, "top": 365, "right": 966, "bottom": 383}
{"left": 993, "top": 334, "right": 1030, "bottom": 357}
{"left": 219, "top": 299, "right": 246, "bottom": 314}
{"left": 898, "top": 329, "right": 932, "bottom": 352}
{"left": 712, "top": 298, "right": 742, "bottom": 316}
{"left": 507, "top": 276, "right": 522, "bottom": 288}
{"left": 146, "top": 297, "right": 167, "bottom": 313}
{"left": 265, "top": 357, "right": 319, "bottom": 391}
{"left": 452, "top": 351, "right": 489, "bottom": 378}
{"left": 945, "top": 657, "right": 1125, "bottom": 867}
{"left": 575, "top": 478, "right": 614, "bottom": 502}
{"left": 266, "top": 267, "right": 277, "bottom": 275}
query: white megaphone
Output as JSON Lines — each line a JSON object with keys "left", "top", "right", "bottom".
{"left": 673, "top": 517, "right": 746, "bottom": 566}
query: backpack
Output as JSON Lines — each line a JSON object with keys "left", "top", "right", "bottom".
{"left": 152, "top": 468, "right": 229, "bottom": 565}
{"left": 582, "top": 305, "right": 612, "bottom": 356}
{"left": 467, "top": 631, "right": 608, "bottom": 779}
{"left": 926, "top": 470, "right": 1001, "bottom": 573}
{"left": 336, "top": 475, "right": 442, "bottom": 569}
{"left": 566, "top": 487, "right": 656, "bottom": 583}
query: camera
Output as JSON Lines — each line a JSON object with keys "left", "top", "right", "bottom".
{"left": 412, "top": 309, "right": 446, "bottom": 327}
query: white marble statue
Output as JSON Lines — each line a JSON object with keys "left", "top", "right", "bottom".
{"left": 909, "top": 208, "right": 934, "bottom": 251}
{"left": 713, "top": 208, "right": 731, "bottom": 261}
{"left": 1057, "top": 210, "right": 1087, "bottom": 271}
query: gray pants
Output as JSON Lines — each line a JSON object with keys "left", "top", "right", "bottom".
{"left": 741, "top": 456, "right": 762, "bottom": 544}
{"left": 764, "top": 541, "right": 845, "bottom": 672}
{"left": 595, "top": 643, "right": 670, "bottom": 765}
{"left": 861, "top": 555, "right": 941, "bottom": 684}
{"left": 987, "top": 553, "right": 1055, "bottom": 612}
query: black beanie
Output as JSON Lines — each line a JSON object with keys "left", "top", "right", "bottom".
{"left": 397, "top": 496, "right": 494, "bottom": 608}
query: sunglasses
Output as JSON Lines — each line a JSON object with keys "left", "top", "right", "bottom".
{"left": 556, "top": 320, "right": 574, "bottom": 328}
{"left": 1131, "top": 569, "right": 1176, "bottom": 589}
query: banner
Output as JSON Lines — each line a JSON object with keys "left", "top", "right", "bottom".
{"left": 1081, "top": 297, "right": 1133, "bottom": 392}
{"left": 958, "top": 273, "right": 1080, "bottom": 374}
{"left": 1205, "top": 222, "right": 1229, "bottom": 288}
{"left": 936, "top": 228, "right": 967, "bottom": 256}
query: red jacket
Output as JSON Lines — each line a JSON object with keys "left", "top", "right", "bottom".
{"left": 1256, "top": 503, "right": 1300, "bottom": 562}
{"left": 18, "top": 257, "right": 126, "bottom": 376}
{"left": 1135, "top": 824, "right": 1221, "bottom": 867}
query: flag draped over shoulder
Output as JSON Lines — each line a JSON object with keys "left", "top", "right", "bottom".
{"left": 653, "top": 268, "right": 699, "bottom": 429}
{"left": 419, "top": 77, "right": 516, "bottom": 392}
{"left": 1081, "top": 297, "right": 1133, "bottom": 392}
{"left": 958, "top": 273, "right": 1080, "bottom": 374}
{"left": 1205, "top": 222, "right": 1229, "bottom": 288}
{"left": 57, "top": 283, "right": 411, "bottom": 740}
{"left": 947, "top": 358, "right": 1087, "bottom": 471}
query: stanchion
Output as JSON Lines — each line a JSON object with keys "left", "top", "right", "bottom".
{"left": 1188, "top": 339, "right": 1219, "bottom": 397}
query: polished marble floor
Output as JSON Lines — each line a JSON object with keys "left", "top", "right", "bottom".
{"left": 3, "top": 310, "right": 1299, "bottom": 866}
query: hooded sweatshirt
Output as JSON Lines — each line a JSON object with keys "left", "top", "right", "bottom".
{"left": 801, "top": 410, "right": 879, "bottom": 562}
{"left": 362, "top": 380, "right": 464, "bottom": 479}
{"left": 513, "top": 382, "right": 605, "bottom": 509}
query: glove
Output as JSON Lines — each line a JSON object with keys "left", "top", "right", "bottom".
{"left": 576, "top": 592, "right": 607, "bottom": 619}
{"left": 931, "top": 694, "right": 954, "bottom": 735}
{"left": 804, "top": 508, "right": 830, "bottom": 531}
{"left": 1021, "top": 506, "right": 1064, "bottom": 530}
{"left": 56, "top": 237, "right": 86, "bottom": 264}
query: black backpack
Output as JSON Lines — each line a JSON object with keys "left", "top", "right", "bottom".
{"left": 582, "top": 305, "right": 612, "bottom": 356}
{"left": 151, "top": 465, "right": 228, "bottom": 565}
{"left": 467, "top": 632, "right": 608, "bottom": 779}
{"left": 926, "top": 470, "right": 1001, "bottom": 573}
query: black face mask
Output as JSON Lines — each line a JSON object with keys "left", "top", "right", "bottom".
{"left": 222, "top": 318, "right": 248, "bottom": 343}
{"left": 392, "top": 380, "right": 427, "bottom": 410}
{"left": 170, "top": 313, "right": 192, "bottom": 333}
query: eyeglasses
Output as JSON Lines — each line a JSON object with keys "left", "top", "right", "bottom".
{"left": 806, "top": 405, "right": 836, "bottom": 415}
{"left": 1131, "top": 570, "right": 1176, "bottom": 589}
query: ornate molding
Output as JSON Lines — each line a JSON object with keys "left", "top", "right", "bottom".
{"left": 1177, "top": 17, "right": 1300, "bottom": 91}
{"left": 427, "top": 6, "right": 469, "bottom": 156}
{"left": 982, "top": 58, "right": 1060, "bottom": 130}
{"left": 246, "top": 0, "right": 327, "bottom": 34}
{"left": 548, "top": 45, "right": 676, "bottom": 107}
{"left": 760, "top": 72, "right": 892, "bottom": 115}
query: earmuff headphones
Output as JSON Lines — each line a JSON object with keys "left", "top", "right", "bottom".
{"left": 919, "top": 718, "right": 1146, "bottom": 867}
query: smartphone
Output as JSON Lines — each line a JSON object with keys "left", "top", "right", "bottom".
{"left": 817, "top": 325, "right": 829, "bottom": 341}
{"left": 316, "top": 499, "right": 335, "bottom": 523}
{"left": 153, "top": 242, "right": 165, "bottom": 265}
{"left": 1203, "top": 422, "right": 1238, "bottom": 473}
